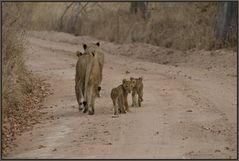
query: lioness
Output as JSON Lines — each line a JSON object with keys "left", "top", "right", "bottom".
{"left": 76, "top": 51, "right": 101, "bottom": 98}
{"left": 130, "top": 77, "right": 144, "bottom": 107}
{"left": 75, "top": 51, "right": 88, "bottom": 111}
{"left": 110, "top": 79, "right": 133, "bottom": 116}
{"left": 83, "top": 42, "right": 104, "bottom": 91}
{"left": 75, "top": 42, "right": 104, "bottom": 115}
{"left": 84, "top": 53, "right": 101, "bottom": 115}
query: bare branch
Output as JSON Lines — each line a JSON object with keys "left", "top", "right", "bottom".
{"left": 59, "top": 2, "right": 74, "bottom": 29}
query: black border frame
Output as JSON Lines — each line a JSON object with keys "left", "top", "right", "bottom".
{"left": 0, "top": 1, "right": 238, "bottom": 160}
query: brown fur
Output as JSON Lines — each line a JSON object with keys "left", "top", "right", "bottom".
{"left": 75, "top": 42, "right": 104, "bottom": 115}
{"left": 110, "top": 79, "right": 133, "bottom": 116}
{"left": 130, "top": 77, "right": 144, "bottom": 107}
{"left": 75, "top": 51, "right": 88, "bottom": 111}
{"left": 83, "top": 42, "right": 104, "bottom": 85}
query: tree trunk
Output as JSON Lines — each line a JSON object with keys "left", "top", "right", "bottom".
{"left": 130, "top": 2, "right": 150, "bottom": 20}
{"left": 215, "top": 2, "right": 237, "bottom": 41}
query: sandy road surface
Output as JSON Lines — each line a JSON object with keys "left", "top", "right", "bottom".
{"left": 7, "top": 31, "right": 237, "bottom": 159}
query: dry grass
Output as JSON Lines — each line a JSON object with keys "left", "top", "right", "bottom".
{"left": 20, "top": 2, "right": 235, "bottom": 51}
{"left": 2, "top": 3, "right": 28, "bottom": 113}
{"left": 2, "top": 3, "right": 50, "bottom": 156}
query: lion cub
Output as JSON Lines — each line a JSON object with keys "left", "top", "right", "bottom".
{"left": 130, "top": 77, "right": 144, "bottom": 107}
{"left": 111, "top": 79, "right": 133, "bottom": 116}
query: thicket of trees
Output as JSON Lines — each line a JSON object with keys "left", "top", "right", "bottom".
{"left": 7, "top": 2, "right": 234, "bottom": 50}
{"left": 55, "top": 2, "right": 237, "bottom": 49}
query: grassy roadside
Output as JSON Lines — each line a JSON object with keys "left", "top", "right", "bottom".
{"left": 2, "top": 3, "right": 51, "bottom": 156}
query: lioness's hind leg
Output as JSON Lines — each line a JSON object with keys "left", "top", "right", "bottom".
{"left": 75, "top": 82, "right": 84, "bottom": 111}
{"left": 82, "top": 101, "right": 88, "bottom": 113}
{"left": 79, "top": 87, "right": 85, "bottom": 111}
{"left": 87, "top": 86, "right": 95, "bottom": 115}
{"left": 96, "top": 86, "right": 101, "bottom": 97}
{"left": 75, "top": 84, "right": 80, "bottom": 106}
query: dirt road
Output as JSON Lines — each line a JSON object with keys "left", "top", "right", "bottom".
{"left": 7, "top": 31, "right": 237, "bottom": 159}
